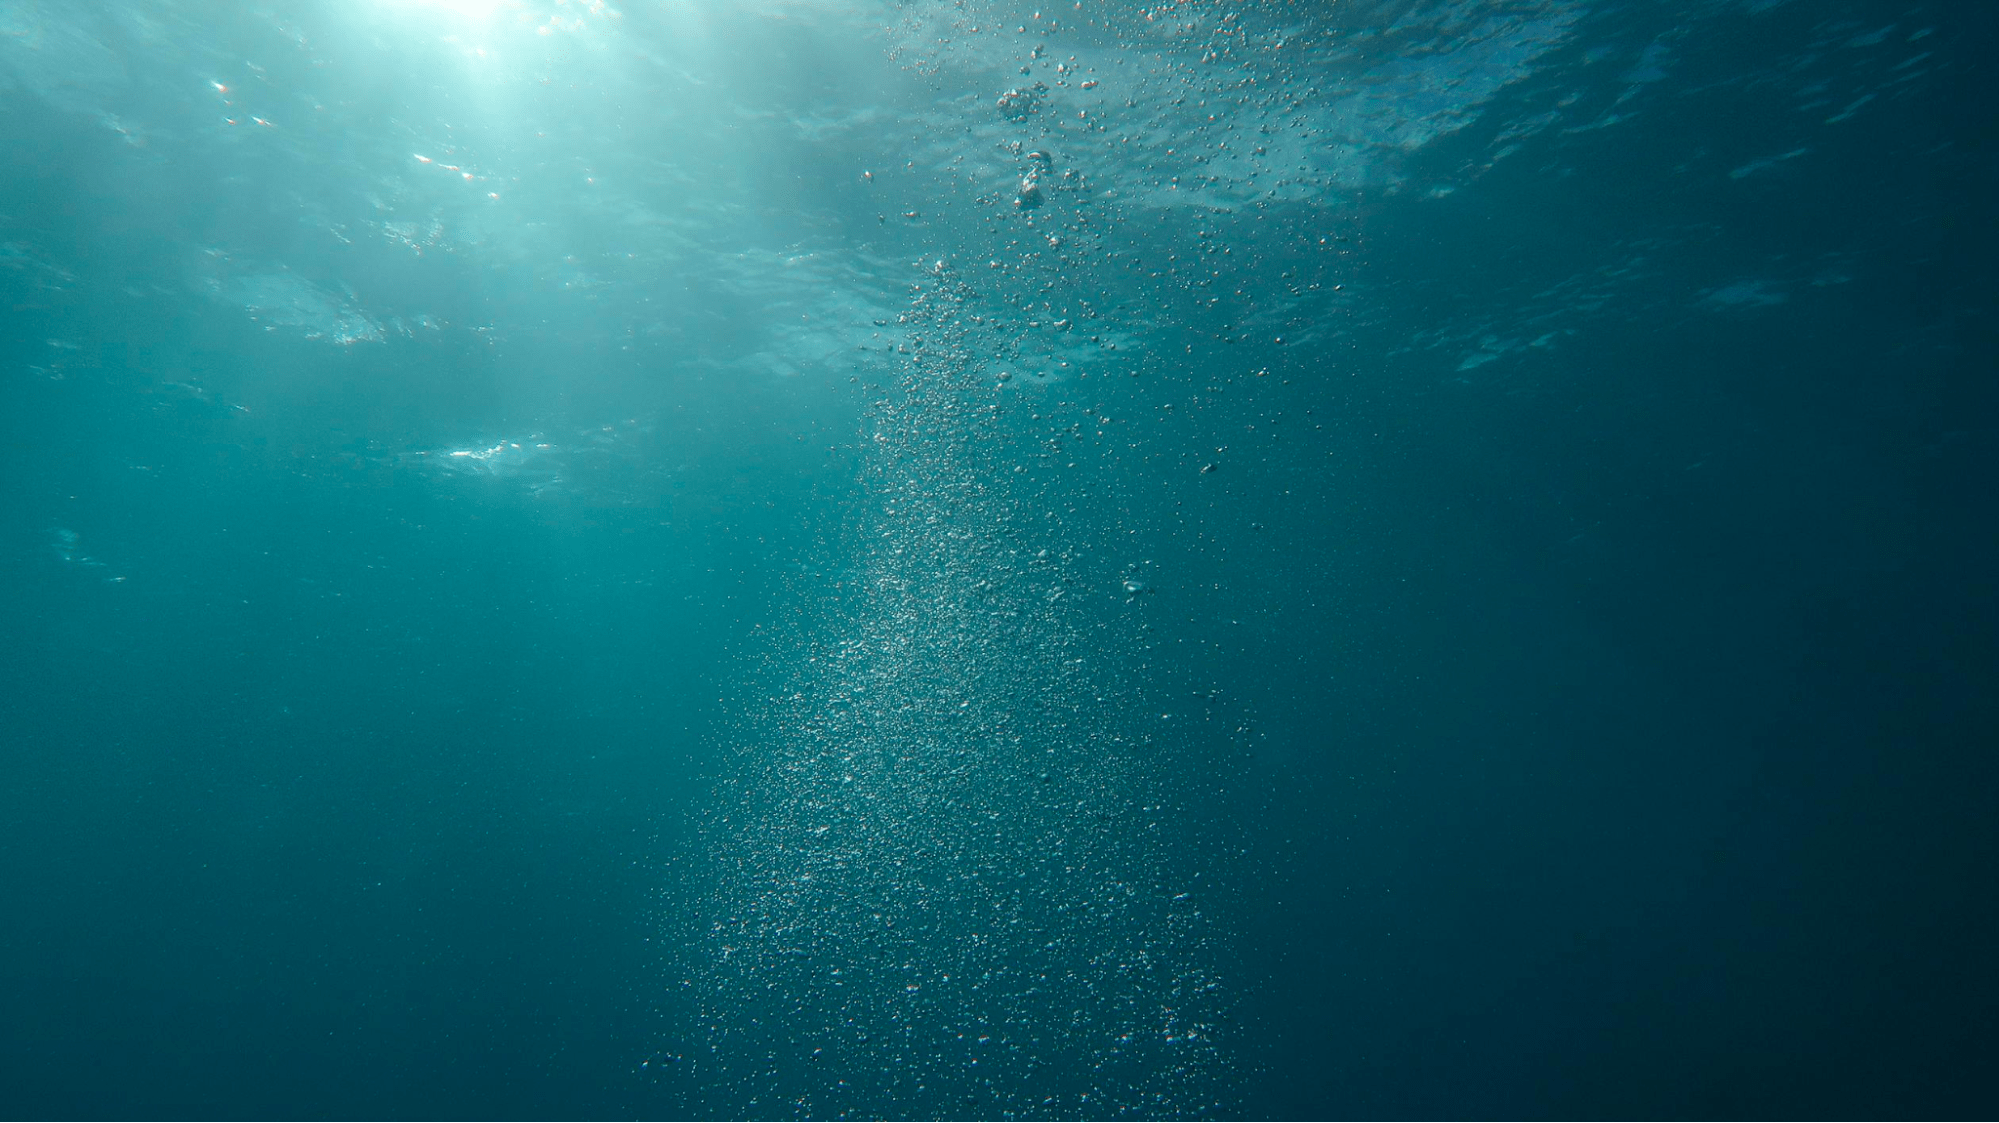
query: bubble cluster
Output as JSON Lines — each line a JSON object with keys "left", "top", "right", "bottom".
{"left": 997, "top": 82, "right": 1049, "bottom": 123}
{"left": 662, "top": 267, "right": 1237, "bottom": 1118}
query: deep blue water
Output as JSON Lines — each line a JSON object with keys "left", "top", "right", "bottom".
{"left": 3, "top": 1, "right": 1995, "bottom": 1118}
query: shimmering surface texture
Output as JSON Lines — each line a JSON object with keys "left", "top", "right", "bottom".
{"left": 3, "top": 1, "right": 1994, "bottom": 1118}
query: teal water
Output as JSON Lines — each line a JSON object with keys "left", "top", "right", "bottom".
{"left": 3, "top": 1, "right": 1994, "bottom": 1118}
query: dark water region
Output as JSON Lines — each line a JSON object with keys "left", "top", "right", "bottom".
{"left": 3, "top": 0, "right": 1995, "bottom": 1118}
